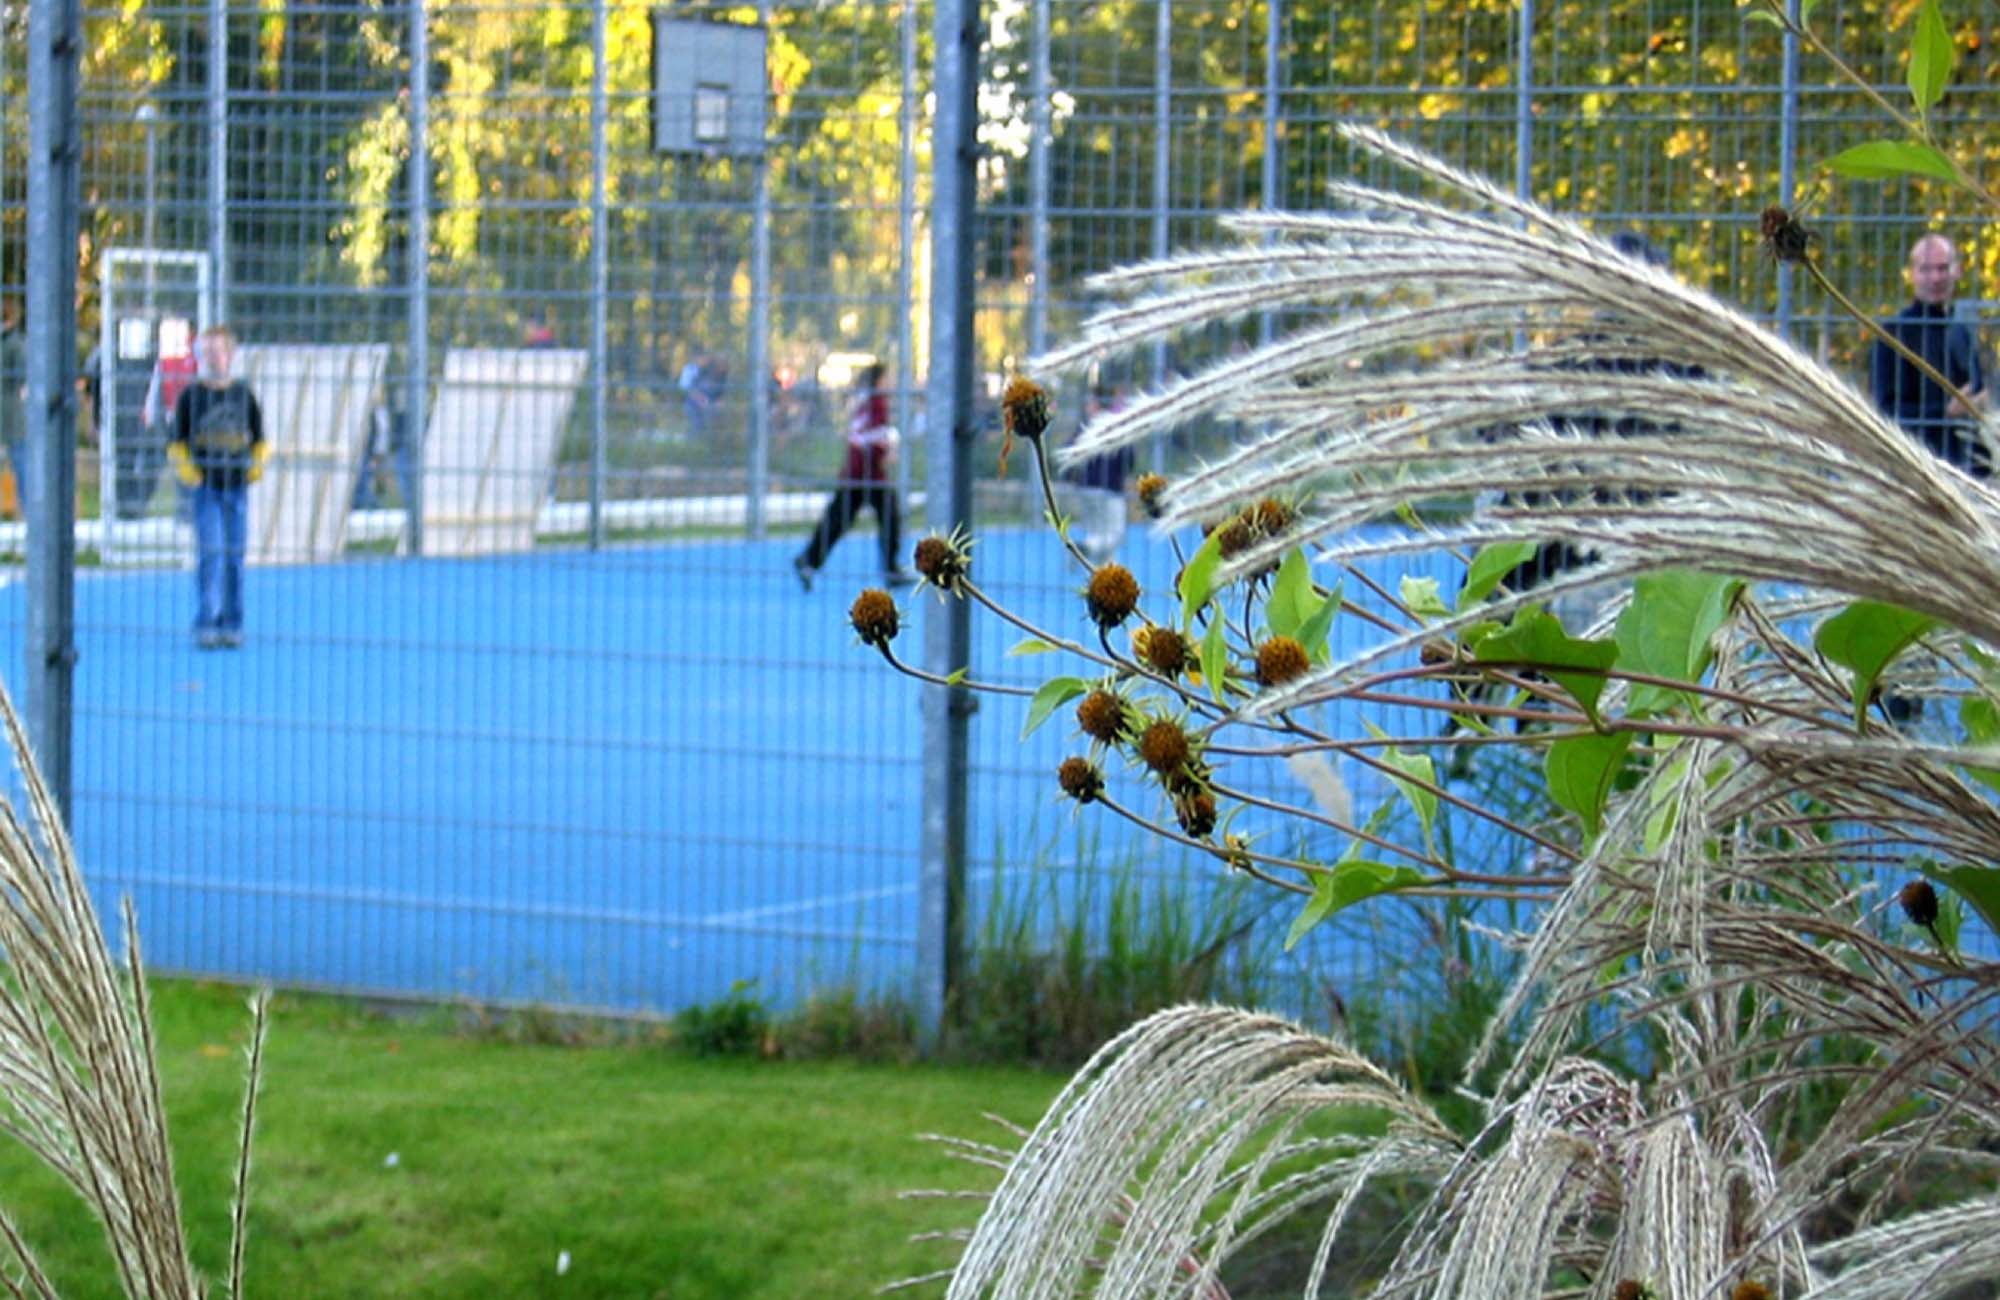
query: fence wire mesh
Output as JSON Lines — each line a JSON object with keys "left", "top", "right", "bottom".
{"left": 1, "top": 0, "right": 1995, "bottom": 1019}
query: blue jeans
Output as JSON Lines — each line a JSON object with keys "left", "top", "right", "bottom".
{"left": 192, "top": 485, "right": 247, "bottom": 632}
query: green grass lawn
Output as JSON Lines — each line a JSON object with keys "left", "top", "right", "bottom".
{"left": 0, "top": 982, "right": 1066, "bottom": 1300}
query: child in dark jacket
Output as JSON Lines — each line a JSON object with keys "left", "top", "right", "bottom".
{"left": 169, "top": 325, "right": 267, "bottom": 648}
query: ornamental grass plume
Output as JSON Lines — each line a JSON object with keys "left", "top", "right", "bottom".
{"left": 0, "top": 682, "right": 267, "bottom": 1300}
{"left": 1044, "top": 124, "right": 2000, "bottom": 664}
{"left": 902, "top": 123, "right": 2000, "bottom": 1300}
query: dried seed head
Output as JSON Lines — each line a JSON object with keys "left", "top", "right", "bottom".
{"left": 1001, "top": 376, "right": 1051, "bottom": 441}
{"left": 1137, "top": 718, "right": 1192, "bottom": 775}
{"left": 1057, "top": 756, "right": 1105, "bottom": 804}
{"left": 1730, "top": 1282, "right": 1771, "bottom": 1300}
{"left": 1174, "top": 789, "right": 1217, "bottom": 839}
{"left": 1075, "top": 689, "right": 1126, "bottom": 743}
{"left": 1253, "top": 497, "right": 1294, "bottom": 535}
{"left": 1613, "top": 1283, "right": 1650, "bottom": 1300}
{"left": 1164, "top": 758, "right": 1210, "bottom": 797}
{"left": 848, "top": 589, "right": 900, "bottom": 648}
{"left": 912, "top": 533, "right": 970, "bottom": 591}
{"left": 1256, "top": 636, "right": 1310, "bottom": 688}
{"left": 1140, "top": 625, "right": 1190, "bottom": 677}
{"left": 1135, "top": 473, "right": 1168, "bottom": 518}
{"left": 1760, "top": 205, "right": 1815, "bottom": 264}
{"left": 1899, "top": 878, "right": 1939, "bottom": 929}
{"left": 1085, "top": 563, "right": 1141, "bottom": 628}
{"left": 1215, "top": 515, "right": 1256, "bottom": 559}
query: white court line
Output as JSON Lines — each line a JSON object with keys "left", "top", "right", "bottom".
{"left": 699, "top": 868, "right": 997, "bottom": 930}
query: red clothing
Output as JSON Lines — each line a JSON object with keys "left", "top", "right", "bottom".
{"left": 144, "top": 352, "right": 199, "bottom": 429}
{"left": 842, "top": 391, "right": 895, "bottom": 482}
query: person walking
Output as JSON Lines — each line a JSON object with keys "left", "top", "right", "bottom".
{"left": 0, "top": 299, "right": 23, "bottom": 516}
{"left": 1068, "top": 385, "right": 1134, "bottom": 563}
{"left": 793, "top": 361, "right": 910, "bottom": 590}
{"left": 1870, "top": 232, "right": 1989, "bottom": 478}
{"left": 168, "top": 325, "right": 267, "bottom": 649}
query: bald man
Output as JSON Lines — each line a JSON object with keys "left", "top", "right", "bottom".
{"left": 1869, "top": 233, "right": 1990, "bottom": 478}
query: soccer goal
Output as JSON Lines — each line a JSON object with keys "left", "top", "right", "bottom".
{"left": 95, "top": 248, "right": 212, "bottom": 563}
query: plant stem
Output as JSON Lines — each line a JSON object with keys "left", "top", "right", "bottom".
{"left": 1805, "top": 260, "right": 1986, "bottom": 432}
{"left": 874, "top": 643, "right": 1039, "bottom": 696}
{"left": 1028, "top": 436, "right": 1096, "bottom": 572}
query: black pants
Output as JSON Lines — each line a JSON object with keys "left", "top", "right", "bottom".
{"left": 801, "top": 479, "right": 901, "bottom": 573}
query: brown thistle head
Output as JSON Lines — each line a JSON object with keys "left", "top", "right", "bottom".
{"left": 1173, "top": 789, "right": 1218, "bottom": 839}
{"left": 912, "top": 532, "right": 971, "bottom": 592}
{"left": 1135, "top": 473, "right": 1168, "bottom": 519}
{"left": 1137, "top": 717, "right": 1192, "bottom": 776}
{"left": 1138, "top": 625, "right": 1190, "bottom": 677}
{"left": 1256, "top": 636, "right": 1311, "bottom": 688}
{"left": 1899, "top": 878, "right": 1939, "bottom": 929}
{"left": 1084, "top": 564, "right": 1141, "bottom": 629}
{"left": 1057, "top": 756, "right": 1105, "bottom": 804}
{"left": 1075, "top": 689, "right": 1126, "bottom": 744}
{"left": 848, "top": 589, "right": 900, "bottom": 649}
{"left": 1759, "top": 205, "right": 1816, "bottom": 264}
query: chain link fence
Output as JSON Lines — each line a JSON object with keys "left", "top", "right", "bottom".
{"left": 1, "top": 0, "right": 1993, "bottom": 1020}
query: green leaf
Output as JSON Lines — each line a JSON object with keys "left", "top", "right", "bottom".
{"left": 944, "top": 667, "right": 969, "bottom": 686}
{"left": 1458, "top": 619, "right": 1504, "bottom": 652}
{"left": 1267, "top": 548, "right": 1320, "bottom": 640}
{"left": 1642, "top": 747, "right": 1693, "bottom": 854}
{"left": 1908, "top": 0, "right": 1955, "bottom": 114}
{"left": 1179, "top": 531, "right": 1224, "bottom": 630}
{"left": 1363, "top": 721, "right": 1437, "bottom": 841}
{"left": 1285, "top": 855, "right": 1431, "bottom": 950}
{"left": 1297, "top": 580, "right": 1343, "bottom": 667}
{"left": 1400, "top": 575, "right": 1451, "bottom": 622}
{"left": 1614, "top": 571, "right": 1743, "bottom": 717}
{"left": 1814, "top": 600, "right": 1938, "bottom": 729}
{"left": 1007, "top": 637, "right": 1062, "bottom": 657}
{"left": 1916, "top": 861, "right": 2000, "bottom": 941}
{"left": 1546, "top": 730, "right": 1635, "bottom": 841}
{"left": 1824, "top": 139, "right": 1958, "bottom": 182}
{"left": 1457, "top": 540, "right": 1540, "bottom": 611}
{"left": 1021, "top": 676, "right": 1088, "bottom": 740}
{"left": 1935, "top": 886, "right": 1963, "bottom": 955}
{"left": 1744, "top": 8, "right": 1785, "bottom": 25}
{"left": 1959, "top": 696, "right": 2000, "bottom": 793}
{"left": 1471, "top": 607, "right": 1620, "bottom": 725}
{"left": 1801, "top": 0, "right": 1823, "bottom": 23}
{"left": 1201, "top": 615, "right": 1230, "bottom": 706}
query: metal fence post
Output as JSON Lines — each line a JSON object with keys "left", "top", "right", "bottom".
{"left": 1027, "top": 0, "right": 1051, "bottom": 361}
{"left": 207, "top": 0, "right": 229, "bottom": 318}
{"left": 894, "top": 0, "right": 918, "bottom": 510}
{"left": 921, "top": 0, "right": 979, "bottom": 1050}
{"left": 746, "top": 3, "right": 774, "bottom": 542}
{"left": 589, "top": 0, "right": 610, "bottom": 549}
{"left": 24, "top": 0, "right": 83, "bottom": 819}
{"left": 407, "top": 0, "right": 431, "bottom": 558}
{"left": 1515, "top": 0, "right": 1534, "bottom": 208}
{"left": 1776, "top": 0, "right": 1801, "bottom": 337}
{"left": 1258, "top": 0, "right": 1282, "bottom": 350}
{"left": 1148, "top": 0, "right": 1170, "bottom": 472}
